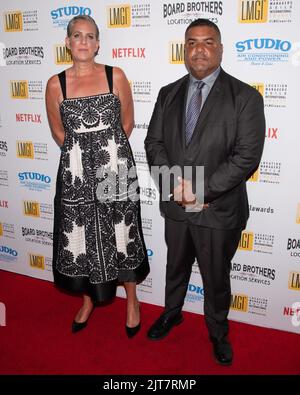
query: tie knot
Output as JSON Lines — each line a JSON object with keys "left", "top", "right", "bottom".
{"left": 196, "top": 81, "right": 204, "bottom": 90}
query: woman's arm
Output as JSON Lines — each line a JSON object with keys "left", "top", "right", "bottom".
{"left": 113, "top": 67, "right": 134, "bottom": 138}
{"left": 45, "top": 75, "right": 65, "bottom": 147}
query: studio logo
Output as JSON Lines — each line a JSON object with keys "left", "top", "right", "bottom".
{"left": 4, "top": 11, "right": 23, "bottom": 31}
{"left": 10, "top": 80, "right": 28, "bottom": 99}
{"left": 235, "top": 37, "right": 292, "bottom": 65}
{"left": 54, "top": 45, "right": 72, "bottom": 65}
{"left": 238, "top": 231, "right": 253, "bottom": 251}
{"left": 238, "top": 0, "right": 268, "bottom": 23}
{"left": 23, "top": 201, "right": 40, "bottom": 217}
{"left": 28, "top": 253, "right": 45, "bottom": 270}
{"left": 18, "top": 172, "right": 51, "bottom": 192}
{"left": 0, "top": 245, "right": 18, "bottom": 263}
{"left": 169, "top": 41, "right": 184, "bottom": 64}
{"left": 16, "top": 141, "right": 34, "bottom": 159}
{"left": 230, "top": 294, "right": 248, "bottom": 312}
{"left": 186, "top": 283, "right": 205, "bottom": 303}
{"left": 51, "top": 6, "right": 92, "bottom": 30}
{"left": 288, "top": 272, "right": 300, "bottom": 291}
{"left": 107, "top": 4, "right": 131, "bottom": 28}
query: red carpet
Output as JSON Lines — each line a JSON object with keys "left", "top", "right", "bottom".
{"left": 0, "top": 269, "right": 299, "bottom": 375}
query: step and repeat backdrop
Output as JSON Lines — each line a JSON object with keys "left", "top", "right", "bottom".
{"left": 0, "top": 0, "right": 300, "bottom": 333}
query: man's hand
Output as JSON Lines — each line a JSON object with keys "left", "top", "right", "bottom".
{"left": 172, "top": 177, "right": 209, "bottom": 210}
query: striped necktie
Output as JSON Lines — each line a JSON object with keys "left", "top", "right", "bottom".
{"left": 185, "top": 81, "right": 205, "bottom": 145}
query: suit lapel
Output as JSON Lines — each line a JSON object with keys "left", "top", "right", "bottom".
{"left": 167, "top": 76, "right": 189, "bottom": 152}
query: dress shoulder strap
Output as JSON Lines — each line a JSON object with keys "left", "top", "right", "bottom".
{"left": 105, "top": 65, "right": 113, "bottom": 93}
{"left": 58, "top": 71, "right": 66, "bottom": 100}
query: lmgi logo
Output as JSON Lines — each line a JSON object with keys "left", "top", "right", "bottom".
{"left": 288, "top": 272, "right": 300, "bottom": 291}
{"left": 251, "top": 82, "right": 264, "bottom": 96}
{"left": 248, "top": 168, "right": 259, "bottom": 182}
{"left": 16, "top": 141, "right": 34, "bottom": 159}
{"left": 10, "top": 80, "right": 28, "bottom": 99}
{"left": 4, "top": 11, "right": 23, "bottom": 31}
{"left": 238, "top": 231, "right": 254, "bottom": 251}
{"left": 107, "top": 5, "right": 131, "bottom": 28}
{"left": 23, "top": 201, "right": 40, "bottom": 217}
{"left": 29, "top": 253, "right": 45, "bottom": 270}
{"left": 230, "top": 294, "right": 248, "bottom": 312}
{"left": 169, "top": 41, "right": 184, "bottom": 64}
{"left": 238, "top": 0, "right": 268, "bottom": 23}
{"left": 55, "top": 45, "right": 72, "bottom": 64}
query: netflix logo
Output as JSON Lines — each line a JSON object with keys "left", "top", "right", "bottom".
{"left": 16, "top": 113, "right": 41, "bottom": 123}
{"left": 112, "top": 47, "right": 145, "bottom": 58}
{"left": 0, "top": 200, "right": 8, "bottom": 209}
{"left": 266, "top": 127, "right": 279, "bottom": 140}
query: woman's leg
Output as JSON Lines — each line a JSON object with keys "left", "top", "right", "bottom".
{"left": 124, "top": 282, "right": 140, "bottom": 328}
{"left": 74, "top": 293, "right": 94, "bottom": 323}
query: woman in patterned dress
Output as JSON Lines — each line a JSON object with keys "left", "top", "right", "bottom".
{"left": 45, "top": 15, "right": 149, "bottom": 336}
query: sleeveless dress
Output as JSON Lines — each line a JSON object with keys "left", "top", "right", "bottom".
{"left": 52, "top": 66, "right": 149, "bottom": 302}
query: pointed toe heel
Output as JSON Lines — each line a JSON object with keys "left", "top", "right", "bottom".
{"left": 72, "top": 320, "right": 88, "bottom": 333}
{"left": 125, "top": 322, "right": 141, "bottom": 338}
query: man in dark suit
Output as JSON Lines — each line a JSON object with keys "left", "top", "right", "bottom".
{"left": 144, "top": 19, "right": 265, "bottom": 365}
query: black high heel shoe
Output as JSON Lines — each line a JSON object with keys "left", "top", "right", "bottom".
{"left": 126, "top": 302, "right": 141, "bottom": 338}
{"left": 71, "top": 306, "right": 94, "bottom": 334}
{"left": 125, "top": 322, "right": 141, "bottom": 338}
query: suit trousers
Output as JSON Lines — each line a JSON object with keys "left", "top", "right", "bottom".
{"left": 164, "top": 217, "right": 242, "bottom": 340}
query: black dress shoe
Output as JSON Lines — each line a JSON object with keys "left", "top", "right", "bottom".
{"left": 126, "top": 322, "right": 141, "bottom": 338}
{"left": 147, "top": 313, "right": 183, "bottom": 340}
{"left": 72, "top": 320, "right": 88, "bottom": 333}
{"left": 211, "top": 338, "right": 233, "bottom": 366}
{"left": 71, "top": 306, "right": 94, "bottom": 334}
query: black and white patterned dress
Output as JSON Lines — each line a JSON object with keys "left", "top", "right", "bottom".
{"left": 52, "top": 66, "right": 149, "bottom": 302}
